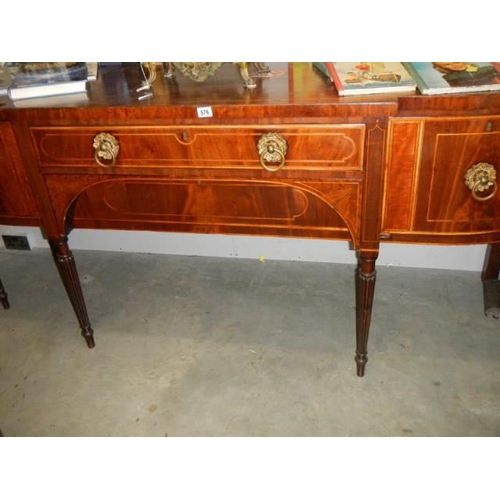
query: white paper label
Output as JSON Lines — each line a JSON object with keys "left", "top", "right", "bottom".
{"left": 197, "top": 106, "right": 213, "bottom": 118}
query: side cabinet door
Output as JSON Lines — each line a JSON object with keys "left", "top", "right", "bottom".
{"left": 0, "top": 122, "right": 40, "bottom": 226}
{"left": 383, "top": 117, "right": 500, "bottom": 243}
{"left": 415, "top": 118, "right": 500, "bottom": 235}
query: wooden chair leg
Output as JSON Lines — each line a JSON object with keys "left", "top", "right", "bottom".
{"left": 0, "top": 279, "right": 10, "bottom": 310}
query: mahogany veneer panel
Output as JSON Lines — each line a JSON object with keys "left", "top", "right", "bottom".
{"left": 44, "top": 175, "right": 362, "bottom": 243}
{"left": 31, "top": 125, "right": 365, "bottom": 177}
{"left": 383, "top": 117, "right": 500, "bottom": 244}
{"left": 0, "top": 122, "right": 40, "bottom": 225}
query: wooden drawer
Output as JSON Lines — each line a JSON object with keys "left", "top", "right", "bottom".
{"left": 0, "top": 122, "right": 40, "bottom": 226}
{"left": 383, "top": 117, "right": 500, "bottom": 242}
{"left": 30, "top": 124, "right": 365, "bottom": 177}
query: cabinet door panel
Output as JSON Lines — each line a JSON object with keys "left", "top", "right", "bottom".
{"left": 384, "top": 117, "right": 500, "bottom": 243}
{"left": 0, "top": 122, "right": 40, "bottom": 225}
{"left": 415, "top": 118, "right": 500, "bottom": 234}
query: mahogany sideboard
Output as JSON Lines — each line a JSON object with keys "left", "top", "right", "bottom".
{"left": 1, "top": 62, "right": 499, "bottom": 376}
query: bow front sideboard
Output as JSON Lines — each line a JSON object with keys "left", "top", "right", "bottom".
{"left": 1, "top": 63, "right": 499, "bottom": 376}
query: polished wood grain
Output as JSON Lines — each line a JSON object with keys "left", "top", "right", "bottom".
{"left": 1, "top": 62, "right": 499, "bottom": 376}
{"left": 47, "top": 176, "right": 361, "bottom": 242}
{"left": 31, "top": 125, "right": 365, "bottom": 173}
{"left": 383, "top": 117, "right": 500, "bottom": 244}
{"left": 0, "top": 122, "right": 40, "bottom": 226}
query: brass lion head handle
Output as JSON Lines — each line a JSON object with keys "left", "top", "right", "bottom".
{"left": 257, "top": 132, "right": 288, "bottom": 172}
{"left": 464, "top": 162, "right": 498, "bottom": 202}
{"left": 93, "top": 132, "right": 120, "bottom": 168}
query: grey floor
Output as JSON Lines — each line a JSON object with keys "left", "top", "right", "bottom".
{"left": 0, "top": 248, "right": 499, "bottom": 436}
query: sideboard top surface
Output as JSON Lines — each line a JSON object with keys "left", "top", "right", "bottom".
{"left": 2, "top": 63, "right": 500, "bottom": 123}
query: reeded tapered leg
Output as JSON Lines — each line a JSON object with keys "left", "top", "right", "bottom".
{"left": 355, "top": 252, "right": 378, "bottom": 377}
{"left": 482, "top": 243, "right": 500, "bottom": 319}
{"left": 0, "top": 279, "right": 10, "bottom": 309}
{"left": 50, "top": 238, "right": 95, "bottom": 347}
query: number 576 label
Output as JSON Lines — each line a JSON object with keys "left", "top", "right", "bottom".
{"left": 197, "top": 106, "right": 213, "bottom": 118}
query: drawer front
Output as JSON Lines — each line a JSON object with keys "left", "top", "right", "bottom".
{"left": 30, "top": 125, "right": 365, "bottom": 176}
{"left": 383, "top": 117, "right": 500, "bottom": 240}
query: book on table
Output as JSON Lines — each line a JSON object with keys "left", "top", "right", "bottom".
{"left": 11, "top": 92, "right": 90, "bottom": 108}
{"left": 402, "top": 62, "right": 500, "bottom": 95}
{"left": 313, "top": 62, "right": 416, "bottom": 96}
{"left": 6, "top": 62, "right": 89, "bottom": 101}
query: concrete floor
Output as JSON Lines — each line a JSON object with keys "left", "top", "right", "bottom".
{"left": 0, "top": 248, "right": 499, "bottom": 436}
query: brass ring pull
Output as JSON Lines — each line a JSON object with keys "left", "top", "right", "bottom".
{"left": 471, "top": 178, "right": 498, "bottom": 201}
{"left": 93, "top": 132, "right": 120, "bottom": 168}
{"left": 257, "top": 132, "right": 288, "bottom": 172}
{"left": 464, "top": 162, "right": 498, "bottom": 202}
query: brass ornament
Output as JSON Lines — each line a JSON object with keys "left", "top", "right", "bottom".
{"left": 93, "top": 132, "right": 120, "bottom": 168}
{"left": 141, "top": 62, "right": 163, "bottom": 85}
{"left": 164, "top": 62, "right": 270, "bottom": 88}
{"left": 464, "top": 162, "right": 498, "bottom": 201}
{"left": 257, "top": 132, "right": 288, "bottom": 172}
{"left": 171, "top": 62, "right": 223, "bottom": 82}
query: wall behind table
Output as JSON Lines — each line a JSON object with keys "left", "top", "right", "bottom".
{"left": 0, "top": 225, "right": 487, "bottom": 272}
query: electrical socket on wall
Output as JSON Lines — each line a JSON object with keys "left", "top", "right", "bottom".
{"left": 1, "top": 235, "right": 31, "bottom": 250}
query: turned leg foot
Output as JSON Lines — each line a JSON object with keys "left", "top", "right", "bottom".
{"left": 0, "top": 279, "right": 10, "bottom": 310}
{"left": 82, "top": 326, "right": 95, "bottom": 348}
{"left": 355, "top": 252, "right": 377, "bottom": 377}
{"left": 355, "top": 352, "right": 368, "bottom": 377}
{"left": 50, "top": 238, "right": 95, "bottom": 347}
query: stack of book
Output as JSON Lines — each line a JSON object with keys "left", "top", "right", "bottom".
{"left": 314, "top": 62, "right": 500, "bottom": 96}
{"left": 3, "top": 62, "right": 97, "bottom": 101}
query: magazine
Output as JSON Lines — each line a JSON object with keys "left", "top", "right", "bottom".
{"left": 314, "top": 62, "right": 416, "bottom": 96}
{"left": 403, "top": 62, "right": 500, "bottom": 95}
